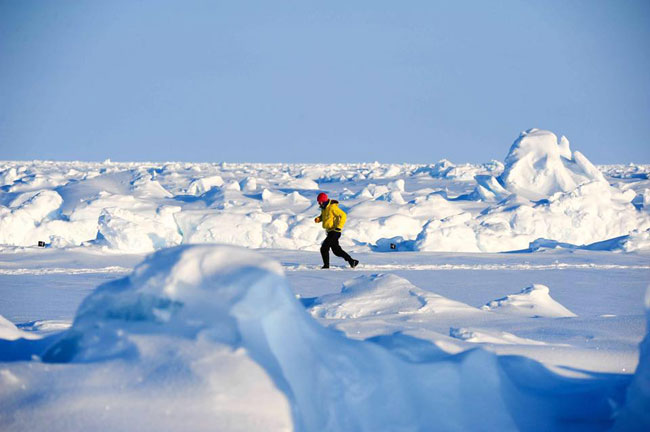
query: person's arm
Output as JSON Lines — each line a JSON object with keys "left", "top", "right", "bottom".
{"left": 333, "top": 206, "right": 347, "bottom": 230}
{"left": 314, "top": 215, "right": 321, "bottom": 223}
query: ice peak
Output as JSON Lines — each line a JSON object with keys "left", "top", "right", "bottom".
{"left": 499, "top": 129, "right": 605, "bottom": 201}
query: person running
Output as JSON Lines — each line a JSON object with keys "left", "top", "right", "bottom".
{"left": 314, "top": 192, "right": 359, "bottom": 269}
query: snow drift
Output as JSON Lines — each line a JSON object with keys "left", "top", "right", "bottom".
{"left": 309, "top": 273, "right": 477, "bottom": 319}
{"left": 482, "top": 284, "right": 577, "bottom": 318}
{"left": 448, "top": 327, "right": 547, "bottom": 346}
{"left": 0, "top": 314, "right": 38, "bottom": 341}
{"left": 0, "top": 245, "right": 633, "bottom": 431}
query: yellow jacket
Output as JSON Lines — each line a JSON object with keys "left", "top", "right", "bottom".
{"left": 314, "top": 200, "right": 347, "bottom": 232}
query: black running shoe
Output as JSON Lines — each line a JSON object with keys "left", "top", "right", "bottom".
{"left": 349, "top": 259, "right": 359, "bottom": 268}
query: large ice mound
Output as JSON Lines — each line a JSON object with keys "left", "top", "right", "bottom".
{"left": 413, "top": 129, "right": 649, "bottom": 252}
{"left": 498, "top": 129, "right": 606, "bottom": 201}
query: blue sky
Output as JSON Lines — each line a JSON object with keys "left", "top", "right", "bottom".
{"left": 1, "top": 0, "right": 649, "bottom": 164}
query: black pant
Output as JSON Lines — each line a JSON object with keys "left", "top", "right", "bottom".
{"left": 320, "top": 231, "right": 352, "bottom": 267}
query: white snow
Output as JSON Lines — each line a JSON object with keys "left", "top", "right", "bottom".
{"left": 0, "top": 190, "right": 64, "bottom": 246}
{"left": 482, "top": 284, "right": 577, "bottom": 318}
{"left": 186, "top": 174, "right": 224, "bottom": 195}
{"left": 0, "top": 314, "right": 39, "bottom": 341}
{"left": 622, "top": 228, "right": 650, "bottom": 252}
{"left": 498, "top": 129, "right": 606, "bottom": 201}
{"left": 97, "top": 206, "right": 182, "bottom": 253}
{"left": 310, "top": 273, "right": 477, "bottom": 319}
{"left": 448, "top": 327, "right": 547, "bottom": 346}
{"left": 411, "top": 130, "right": 650, "bottom": 252}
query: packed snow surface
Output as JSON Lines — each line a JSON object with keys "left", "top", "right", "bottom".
{"left": 1, "top": 129, "right": 648, "bottom": 253}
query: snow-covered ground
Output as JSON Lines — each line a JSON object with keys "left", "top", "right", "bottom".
{"left": 1, "top": 130, "right": 649, "bottom": 430}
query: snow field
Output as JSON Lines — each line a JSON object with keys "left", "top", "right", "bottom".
{"left": 1, "top": 244, "right": 645, "bottom": 431}
{"left": 1, "top": 128, "right": 649, "bottom": 430}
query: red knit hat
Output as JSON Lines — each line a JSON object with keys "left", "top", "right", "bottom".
{"left": 317, "top": 192, "right": 329, "bottom": 204}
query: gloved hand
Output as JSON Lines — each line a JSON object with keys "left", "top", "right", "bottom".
{"left": 314, "top": 216, "right": 321, "bottom": 223}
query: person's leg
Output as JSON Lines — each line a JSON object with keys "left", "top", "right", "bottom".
{"left": 320, "top": 233, "right": 333, "bottom": 267}
{"left": 329, "top": 231, "right": 353, "bottom": 263}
